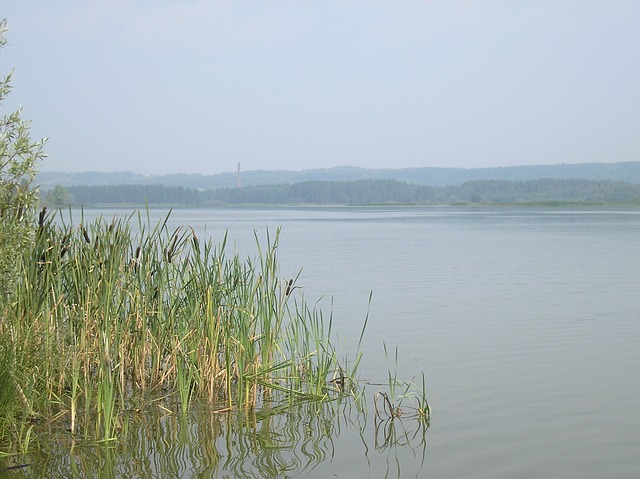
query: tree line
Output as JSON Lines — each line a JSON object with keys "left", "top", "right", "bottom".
{"left": 55, "top": 184, "right": 202, "bottom": 206}
{"left": 45, "top": 178, "right": 640, "bottom": 207}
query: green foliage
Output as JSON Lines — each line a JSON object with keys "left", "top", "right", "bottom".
{"left": 1, "top": 209, "right": 361, "bottom": 446}
{"left": 0, "top": 19, "right": 47, "bottom": 298}
{"left": 0, "top": 340, "right": 16, "bottom": 428}
{"left": 44, "top": 184, "right": 70, "bottom": 208}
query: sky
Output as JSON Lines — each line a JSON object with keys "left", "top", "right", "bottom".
{"left": 2, "top": 1, "right": 639, "bottom": 175}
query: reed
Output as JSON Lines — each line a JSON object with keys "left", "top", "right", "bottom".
{"left": 0, "top": 340, "right": 17, "bottom": 445}
{"left": 374, "top": 343, "right": 431, "bottom": 423}
{"left": 0, "top": 209, "right": 363, "bottom": 448}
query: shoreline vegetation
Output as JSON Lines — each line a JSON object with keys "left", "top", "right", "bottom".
{"left": 0, "top": 207, "right": 430, "bottom": 458}
{"left": 43, "top": 178, "right": 640, "bottom": 209}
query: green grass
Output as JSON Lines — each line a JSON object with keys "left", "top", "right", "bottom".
{"left": 0, "top": 208, "right": 429, "bottom": 457}
{"left": 0, "top": 209, "right": 359, "bottom": 446}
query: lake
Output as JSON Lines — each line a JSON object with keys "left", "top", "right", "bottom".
{"left": 35, "top": 205, "right": 640, "bottom": 478}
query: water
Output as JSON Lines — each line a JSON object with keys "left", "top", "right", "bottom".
{"left": 32, "top": 206, "right": 640, "bottom": 477}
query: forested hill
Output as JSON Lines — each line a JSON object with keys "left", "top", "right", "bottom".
{"left": 58, "top": 178, "right": 640, "bottom": 206}
{"left": 38, "top": 161, "right": 640, "bottom": 189}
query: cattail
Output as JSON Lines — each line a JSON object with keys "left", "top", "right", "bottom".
{"left": 60, "top": 232, "right": 71, "bottom": 258}
{"left": 81, "top": 225, "right": 91, "bottom": 244}
{"left": 285, "top": 279, "right": 294, "bottom": 296}
{"left": 38, "top": 206, "right": 47, "bottom": 227}
{"left": 192, "top": 231, "right": 199, "bottom": 252}
{"left": 166, "top": 233, "right": 178, "bottom": 263}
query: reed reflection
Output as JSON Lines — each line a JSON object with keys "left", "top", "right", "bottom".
{"left": 373, "top": 417, "right": 429, "bottom": 479}
{"left": 10, "top": 396, "right": 427, "bottom": 478}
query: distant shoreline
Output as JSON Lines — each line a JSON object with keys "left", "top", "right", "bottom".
{"left": 41, "top": 177, "right": 640, "bottom": 208}
{"left": 44, "top": 201, "right": 640, "bottom": 210}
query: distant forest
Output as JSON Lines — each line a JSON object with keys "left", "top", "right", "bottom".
{"left": 54, "top": 178, "right": 640, "bottom": 206}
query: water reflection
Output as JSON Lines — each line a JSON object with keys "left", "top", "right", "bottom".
{"left": 374, "top": 418, "right": 428, "bottom": 479}
{"left": 10, "top": 398, "right": 427, "bottom": 478}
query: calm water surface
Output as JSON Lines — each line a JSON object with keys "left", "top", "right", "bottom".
{"left": 48, "top": 206, "right": 640, "bottom": 478}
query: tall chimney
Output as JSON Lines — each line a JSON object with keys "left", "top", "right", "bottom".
{"left": 236, "top": 162, "right": 241, "bottom": 188}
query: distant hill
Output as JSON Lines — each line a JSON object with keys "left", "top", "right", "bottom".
{"left": 37, "top": 161, "right": 640, "bottom": 190}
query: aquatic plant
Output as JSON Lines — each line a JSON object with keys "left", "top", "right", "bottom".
{"left": 374, "top": 344, "right": 431, "bottom": 423}
{"left": 0, "top": 209, "right": 363, "bottom": 447}
{"left": 0, "top": 209, "right": 430, "bottom": 478}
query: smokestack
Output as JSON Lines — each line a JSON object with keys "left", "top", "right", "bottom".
{"left": 236, "top": 162, "right": 241, "bottom": 188}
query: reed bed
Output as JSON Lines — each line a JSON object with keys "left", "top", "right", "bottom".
{"left": 0, "top": 209, "right": 361, "bottom": 446}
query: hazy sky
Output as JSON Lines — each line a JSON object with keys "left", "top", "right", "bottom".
{"left": 2, "top": 1, "right": 639, "bottom": 175}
